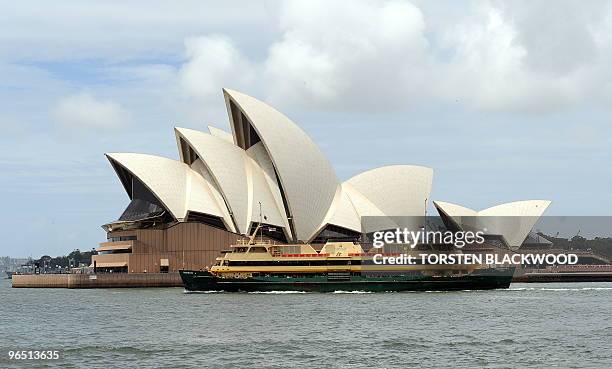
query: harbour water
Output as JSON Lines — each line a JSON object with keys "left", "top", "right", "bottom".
{"left": 1, "top": 278, "right": 610, "bottom": 368}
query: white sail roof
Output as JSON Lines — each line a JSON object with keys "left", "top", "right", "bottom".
{"left": 311, "top": 185, "right": 362, "bottom": 241}
{"left": 190, "top": 158, "right": 237, "bottom": 233}
{"left": 175, "top": 127, "right": 250, "bottom": 234}
{"left": 327, "top": 186, "right": 362, "bottom": 233}
{"left": 433, "top": 200, "right": 552, "bottom": 249}
{"left": 342, "top": 182, "right": 399, "bottom": 233}
{"left": 245, "top": 155, "right": 290, "bottom": 235}
{"left": 105, "top": 153, "right": 229, "bottom": 226}
{"left": 433, "top": 201, "right": 477, "bottom": 217}
{"left": 105, "top": 89, "right": 551, "bottom": 249}
{"left": 176, "top": 127, "right": 291, "bottom": 239}
{"left": 246, "top": 142, "right": 293, "bottom": 240}
{"left": 207, "top": 125, "right": 233, "bottom": 143}
{"left": 347, "top": 165, "right": 434, "bottom": 231}
{"left": 224, "top": 88, "right": 338, "bottom": 242}
{"left": 432, "top": 200, "right": 477, "bottom": 230}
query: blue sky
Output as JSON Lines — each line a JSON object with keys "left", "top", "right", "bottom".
{"left": 1, "top": 0, "right": 611, "bottom": 257}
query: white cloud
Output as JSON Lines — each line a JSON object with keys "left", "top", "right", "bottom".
{"left": 263, "top": 0, "right": 430, "bottom": 110}
{"left": 166, "top": 0, "right": 612, "bottom": 115}
{"left": 0, "top": 1, "right": 278, "bottom": 61}
{"left": 179, "top": 36, "right": 256, "bottom": 102}
{"left": 52, "top": 92, "right": 131, "bottom": 130}
{"left": 436, "top": 2, "right": 591, "bottom": 113}
{"left": 7, "top": 0, "right": 612, "bottom": 117}
{"left": 500, "top": 0, "right": 606, "bottom": 76}
{"left": 176, "top": 35, "right": 259, "bottom": 124}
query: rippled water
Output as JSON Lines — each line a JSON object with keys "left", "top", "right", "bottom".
{"left": 1, "top": 278, "right": 611, "bottom": 368}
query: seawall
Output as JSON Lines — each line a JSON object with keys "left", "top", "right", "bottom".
{"left": 512, "top": 272, "right": 612, "bottom": 283}
{"left": 12, "top": 271, "right": 612, "bottom": 288}
{"left": 11, "top": 273, "right": 183, "bottom": 288}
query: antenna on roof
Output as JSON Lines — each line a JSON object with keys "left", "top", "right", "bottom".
{"left": 246, "top": 202, "right": 264, "bottom": 245}
{"left": 259, "top": 202, "right": 263, "bottom": 243}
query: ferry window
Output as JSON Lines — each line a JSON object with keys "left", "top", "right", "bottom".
{"left": 249, "top": 247, "right": 268, "bottom": 253}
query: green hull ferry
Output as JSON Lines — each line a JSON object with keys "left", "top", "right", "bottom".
{"left": 180, "top": 236, "right": 515, "bottom": 293}
{"left": 179, "top": 268, "right": 514, "bottom": 293}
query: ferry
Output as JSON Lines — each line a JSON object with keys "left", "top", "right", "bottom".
{"left": 179, "top": 227, "right": 514, "bottom": 293}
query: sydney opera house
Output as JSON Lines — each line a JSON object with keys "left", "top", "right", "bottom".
{"left": 93, "top": 89, "right": 551, "bottom": 273}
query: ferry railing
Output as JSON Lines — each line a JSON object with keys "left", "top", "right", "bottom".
{"left": 235, "top": 239, "right": 275, "bottom": 246}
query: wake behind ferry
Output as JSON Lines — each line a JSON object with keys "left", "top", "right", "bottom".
{"left": 180, "top": 226, "right": 514, "bottom": 292}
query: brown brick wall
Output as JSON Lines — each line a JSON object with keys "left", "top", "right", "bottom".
{"left": 104, "top": 222, "right": 244, "bottom": 273}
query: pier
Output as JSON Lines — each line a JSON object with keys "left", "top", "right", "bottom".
{"left": 11, "top": 272, "right": 182, "bottom": 288}
{"left": 513, "top": 265, "right": 612, "bottom": 283}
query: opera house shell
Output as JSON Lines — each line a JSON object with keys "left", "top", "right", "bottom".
{"left": 93, "top": 89, "right": 551, "bottom": 273}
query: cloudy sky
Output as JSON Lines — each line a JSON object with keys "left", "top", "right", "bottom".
{"left": 1, "top": 0, "right": 611, "bottom": 257}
